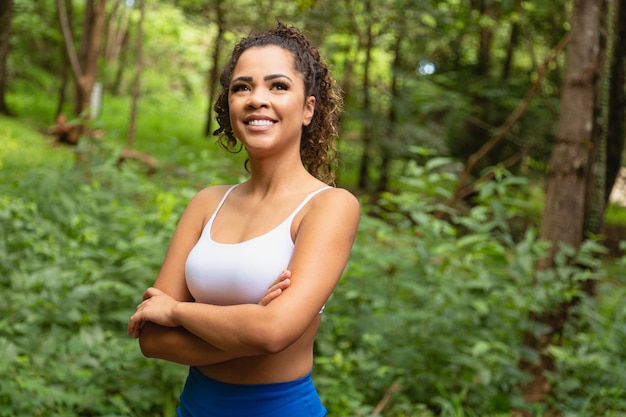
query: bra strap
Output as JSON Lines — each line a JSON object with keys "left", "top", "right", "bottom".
{"left": 208, "top": 184, "right": 238, "bottom": 223}
{"left": 288, "top": 186, "right": 332, "bottom": 221}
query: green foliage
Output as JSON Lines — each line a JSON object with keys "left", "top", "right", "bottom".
{"left": 2, "top": 119, "right": 626, "bottom": 415}
{"left": 10, "top": 1, "right": 64, "bottom": 91}
{"left": 2, "top": 0, "right": 626, "bottom": 410}
{"left": 316, "top": 156, "right": 626, "bottom": 416}
{"left": 605, "top": 204, "right": 626, "bottom": 226}
{"left": 132, "top": 3, "right": 211, "bottom": 99}
{"left": 546, "top": 281, "right": 626, "bottom": 415}
{"left": 5, "top": 0, "right": 569, "bottom": 189}
{"left": 0, "top": 119, "right": 190, "bottom": 415}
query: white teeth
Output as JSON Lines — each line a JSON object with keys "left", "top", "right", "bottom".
{"left": 248, "top": 119, "right": 273, "bottom": 126}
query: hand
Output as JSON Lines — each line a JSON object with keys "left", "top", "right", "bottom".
{"left": 258, "top": 269, "right": 291, "bottom": 306}
{"left": 128, "top": 287, "right": 180, "bottom": 338}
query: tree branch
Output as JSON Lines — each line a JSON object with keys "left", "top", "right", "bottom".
{"left": 372, "top": 382, "right": 401, "bottom": 415}
{"left": 451, "top": 32, "right": 571, "bottom": 205}
{"left": 56, "top": 0, "right": 83, "bottom": 83}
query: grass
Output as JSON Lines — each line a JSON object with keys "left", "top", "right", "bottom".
{"left": 0, "top": 115, "right": 74, "bottom": 185}
{"left": 6, "top": 88, "right": 249, "bottom": 188}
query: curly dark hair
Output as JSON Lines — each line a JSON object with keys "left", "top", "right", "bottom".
{"left": 213, "top": 22, "right": 343, "bottom": 185}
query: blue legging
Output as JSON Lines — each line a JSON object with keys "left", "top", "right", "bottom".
{"left": 176, "top": 367, "right": 327, "bottom": 417}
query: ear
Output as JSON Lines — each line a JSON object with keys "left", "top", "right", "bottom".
{"left": 303, "top": 96, "right": 316, "bottom": 126}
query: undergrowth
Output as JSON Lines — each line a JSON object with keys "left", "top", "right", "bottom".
{"left": 1, "top": 117, "right": 625, "bottom": 416}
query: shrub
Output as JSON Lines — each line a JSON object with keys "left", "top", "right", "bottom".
{"left": 1, "top": 120, "right": 624, "bottom": 416}
{"left": 316, "top": 160, "right": 626, "bottom": 416}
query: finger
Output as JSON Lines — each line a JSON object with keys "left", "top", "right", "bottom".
{"left": 128, "top": 314, "right": 136, "bottom": 336}
{"left": 128, "top": 317, "right": 143, "bottom": 338}
{"left": 276, "top": 277, "right": 291, "bottom": 289}
{"left": 134, "top": 321, "right": 143, "bottom": 338}
{"left": 265, "top": 271, "right": 291, "bottom": 293}
{"left": 135, "top": 298, "right": 149, "bottom": 311}
{"left": 142, "top": 286, "right": 161, "bottom": 300}
{"left": 259, "top": 288, "right": 282, "bottom": 306}
{"left": 261, "top": 277, "right": 292, "bottom": 304}
{"left": 267, "top": 277, "right": 290, "bottom": 293}
{"left": 270, "top": 269, "right": 291, "bottom": 286}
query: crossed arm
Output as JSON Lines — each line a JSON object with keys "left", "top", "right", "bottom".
{"left": 127, "top": 186, "right": 360, "bottom": 367}
{"left": 129, "top": 270, "right": 292, "bottom": 366}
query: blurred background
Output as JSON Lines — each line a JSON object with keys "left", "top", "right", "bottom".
{"left": 0, "top": 0, "right": 625, "bottom": 416}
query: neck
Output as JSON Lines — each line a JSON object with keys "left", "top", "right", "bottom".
{"left": 245, "top": 156, "right": 316, "bottom": 195}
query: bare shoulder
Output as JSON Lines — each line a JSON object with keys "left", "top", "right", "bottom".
{"left": 318, "top": 187, "right": 360, "bottom": 211}
{"left": 192, "top": 184, "right": 233, "bottom": 203}
{"left": 306, "top": 187, "right": 360, "bottom": 225}
{"left": 186, "top": 184, "right": 233, "bottom": 213}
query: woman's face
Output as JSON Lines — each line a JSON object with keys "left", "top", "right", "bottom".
{"left": 228, "top": 45, "right": 315, "bottom": 158}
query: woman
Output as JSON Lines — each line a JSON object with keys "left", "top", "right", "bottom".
{"left": 127, "top": 23, "right": 360, "bottom": 417}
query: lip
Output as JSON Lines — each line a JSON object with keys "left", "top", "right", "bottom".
{"left": 244, "top": 115, "right": 277, "bottom": 125}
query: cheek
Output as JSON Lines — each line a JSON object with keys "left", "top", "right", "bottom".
{"left": 228, "top": 105, "right": 242, "bottom": 135}
{"left": 228, "top": 99, "right": 241, "bottom": 123}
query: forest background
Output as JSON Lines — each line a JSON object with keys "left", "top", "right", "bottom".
{"left": 1, "top": 0, "right": 626, "bottom": 416}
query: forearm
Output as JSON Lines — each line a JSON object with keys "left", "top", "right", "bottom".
{"left": 173, "top": 302, "right": 284, "bottom": 355}
{"left": 138, "top": 322, "right": 255, "bottom": 366}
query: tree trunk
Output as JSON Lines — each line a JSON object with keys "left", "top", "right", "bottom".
{"left": 104, "top": 0, "right": 131, "bottom": 94}
{"left": 126, "top": 0, "right": 145, "bottom": 148}
{"left": 474, "top": 0, "right": 497, "bottom": 77}
{"left": 539, "top": 0, "right": 601, "bottom": 264}
{"left": 104, "top": 0, "right": 122, "bottom": 62}
{"left": 502, "top": 0, "right": 522, "bottom": 81}
{"left": 111, "top": 24, "right": 131, "bottom": 95}
{"left": 76, "top": 0, "right": 107, "bottom": 116}
{"left": 204, "top": 4, "right": 225, "bottom": 137}
{"left": 357, "top": 0, "right": 374, "bottom": 191}
{"left": 55, "top": 56, "right": 70, "bottom": 119}
{"left": 0, "top": 0, "right": 14, "bottom": 116}
{"left": 520, "top": 0, "right": 602, "bottom": 407}
{"left": 338, "top": 41, "right": 357, "bottom": 104}
{"left": 377, "top": 31, "right": 402, "bottom": 192}
{"left": 586, "top": 0, "right": 625, "bottom": 228}
{"left": 585, "top": 0, "right": 626, "bottom": 298}
{"left": 55, "top": 0, "right": 73, "bottom": 119}
{"left": 603, "top": 0, "right": 626, "bottom": 206}
{"left": 457, "top": 0, "right": 500, "bottom": 169}
{"left": 58, "top": 0, "right": 107, "bottom": 118}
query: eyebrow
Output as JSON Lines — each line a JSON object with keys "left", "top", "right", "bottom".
{"left": 231, "top": 74, "right": 293, "bottom": 84}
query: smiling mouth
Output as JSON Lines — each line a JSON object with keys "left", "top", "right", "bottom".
{"left": 246, "top": 119, "right": 276, "bottom": 126}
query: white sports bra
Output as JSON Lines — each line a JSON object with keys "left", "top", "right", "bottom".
{"left": 185, "top": 185, "right": 331, "bottom": 306}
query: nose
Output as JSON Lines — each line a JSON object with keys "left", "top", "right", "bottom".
{"left": 246, "top": 88, "right": 270, "bottom": 108}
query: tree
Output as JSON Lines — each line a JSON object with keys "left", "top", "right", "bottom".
{"left": 55, "top": 0, "right": 72, "bottom": 118}
{"left": 104, "top": 0, "right": 131, "bottom": 64}
{"left": 57, "top": 0, "right": 107, "bottom": 119}
{"left": 376, "top": 28, "right": 402, "bottom": 192}
{"left": 0, "top": 0, "right": 14, "bottom": 116}
{"left": 104, "top": 0, "right": 132, "bottom": 95}
{"left": 203, "top": 2, "right": 225, "bottom": 137}
{"left": 595, "top": 0, "right": 626, "bottom": 230}
{"left": 126, "top": 0, "right": 145, "bottom": 148}
{"left": 521, "top": 0, "right": 625, "bottom": 408}
{"left": 356, "top": 0, "right": 375, "bottom": 191}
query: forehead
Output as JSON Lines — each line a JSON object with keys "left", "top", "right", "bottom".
{"left": 233, "top": 45, "right": 299, "bottom": 77}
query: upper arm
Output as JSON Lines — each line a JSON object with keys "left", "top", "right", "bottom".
{"left": 151, "top": 186, "right": 229, "bottom": 302}
{"left": 266, "top": 188, "right": 360, "bottom": 342}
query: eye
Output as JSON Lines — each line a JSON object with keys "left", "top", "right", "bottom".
{"left": 271, "top": 81, "right": 290, "bottom": 91}
{"left": 230, "top": 83, "right": 250, "bottom": 93}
